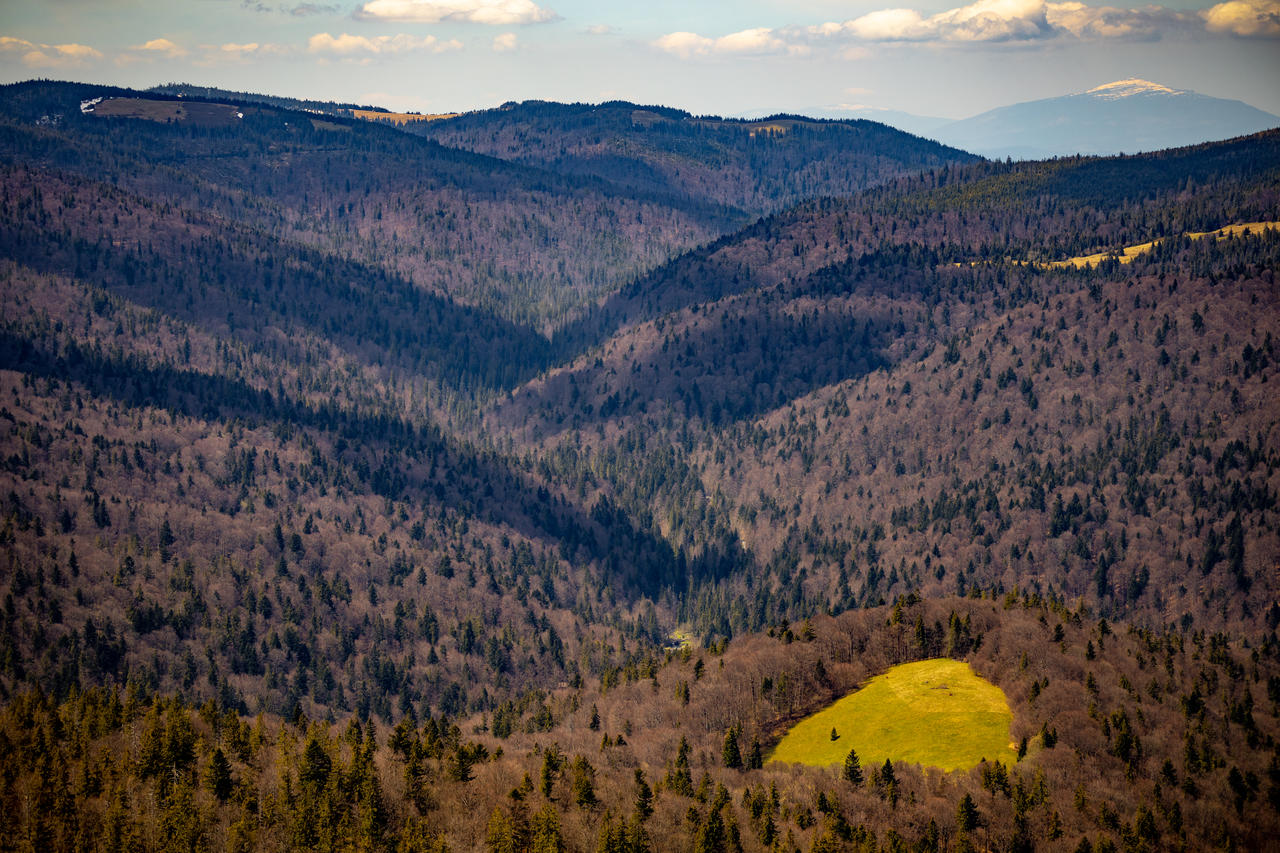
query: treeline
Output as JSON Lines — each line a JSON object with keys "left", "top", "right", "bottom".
{"left": 1, "top": 595, "right": 1277, "bottom": 851}
{"left": 499, "top": 144, "right": 1280, "bottom": 636}
{"left": 412, "top": 99, "right": 977, "bottom": 217}
{"left": 0, "top": 80, "right": 740, "bottom": 333}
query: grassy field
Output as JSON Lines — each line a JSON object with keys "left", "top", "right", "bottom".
{"left": 1051, "top": 220, "right": 1280, "bottom": 268}
{"left": 91, "top": 98, "right": 242, "bottom": 127}
{"left": 351, "top": 109, "right": 457, "bottom": 125}
{"left": 768, "top": 658, "right": 1017, "bottom": 772}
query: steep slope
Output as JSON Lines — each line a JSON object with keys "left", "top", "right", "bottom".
{"left": 497, "top": 132, "right": 1280, "bottom": 635}
{"left": 1, "top": 80, "right": 739, "bottom": 334}
{"left": 410, "top": 99, "right": 979, "bottom": 215}
{"left": 935, "top": 79, "right": 1280, "bottom": 159}
{"left": 0, "top": 124, "right": 705, "bottom": 722}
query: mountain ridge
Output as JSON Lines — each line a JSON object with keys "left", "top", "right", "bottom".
{"left": 1, "top": 78, "right": 1278, "bottom": 853}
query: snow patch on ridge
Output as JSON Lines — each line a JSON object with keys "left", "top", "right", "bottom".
{"left": 1086, "top": 79, "right": 1186, "bottom": 100}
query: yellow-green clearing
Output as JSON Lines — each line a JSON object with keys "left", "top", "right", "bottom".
{"left": 768, "top": 658, "right": 1017, "bottom": 772}
{"left": 1049, "top": 221, "right": 1280, "bottom": 268}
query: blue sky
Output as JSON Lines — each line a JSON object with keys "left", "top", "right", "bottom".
{"left": 2, "top": 0, "right": 1278, "bottom": 118}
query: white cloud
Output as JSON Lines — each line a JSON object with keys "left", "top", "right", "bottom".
{"left": 716, "top": 27, "right": 793, "bottom": 53}
{"left": 585, "top": 24, "right": 614, "bottom": 35}
{"left": 653, "top": 27, "right": 808, "bottom": 58}
{"left": 653, "top": 31, "right": 714, "bottom": 58}
{"left": 308, "top": 32, "right": 462, "bottom": 54}
{"left": 0, "top": 36, "right": 103, "bottom": 67}
{"left": 219, "top": 42, "right": 291, "bottom": 56}
{"left": 492, "top": 32, "right": 517, "bottom": 51}
{"left": 812, "top": 0, "right": 1191, "bottom": 43}
{"left": 829, "top": 0, "right": 1056, "bottom": 42}
{"left": 132, "top": 38, "right": 188, "bottom": 58}
{"left": 355, "top": 0, "right": 555, "bottom": 25}
{"left": 1201, "top": 0, "right": 1280, "bottom": 36}
{"left": 839, "top": 9, "right": 930, "bottom": 41}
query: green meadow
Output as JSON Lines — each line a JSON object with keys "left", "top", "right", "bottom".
{"left": 768, "top": 658, "right": 1017, "bottom": 772}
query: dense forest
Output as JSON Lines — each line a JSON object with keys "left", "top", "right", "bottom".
{"left": 409, "top": 100, "right": 978, "bottom": 216}
{"left": 0, "top": 79, "right": 1277, "bottom": 851}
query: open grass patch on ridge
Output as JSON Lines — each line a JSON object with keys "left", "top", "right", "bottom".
{"left": 768, "top": 658, "right": 1017, "bottom": 773}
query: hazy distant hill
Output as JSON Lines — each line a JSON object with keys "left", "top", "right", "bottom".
{"left": 0, "top": 80, "right": 747, "bottom": 333}
{"left": 934, "top": 79, "right": 1280, "bottom": 159}
{"left": 409, "top": 99, "right": 978, "bottom": 215}
{"left": 147, "top": 82, "right": 384, "bottom": 116}
{"left": 736, "top": 104, "right": 953, "bottom": 139}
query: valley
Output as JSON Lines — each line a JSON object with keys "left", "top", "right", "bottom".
{"left": 0, "top": 79, "right": 1277, "bottom": 852}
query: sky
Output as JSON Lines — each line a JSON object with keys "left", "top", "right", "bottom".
{"left": 2, "top": 0, "right": 1278, "bottom": 120}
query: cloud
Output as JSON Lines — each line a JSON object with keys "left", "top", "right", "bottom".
{"left": 1201, "top": 0, "right": 1280, "bottom": 36}
{"left": 653, "top": 32, "right": 713, "bottom": 58}
{"left": 131, "top": 38, "right": 188, "bottom": 58}
{"left": 308, "top": 32, "right": 463, "bottom": 54}
{"left": 585, "top": 24, "right": 614, "bottom": 35}
{"left": 0, "top": 36, "right": 103, "bottom": 67}
{"left": 354, "top": 0, "right": 556, "bottom": 25}
{"left": 183, "top": 41, "right": 291, "bottom": 66}
{"left": 1047, "top": 2, "right": 1186, "bottom": 39}
{"left": 653, "top": 27, "right": 808, "bottom": 57}
{"left": 292, "top": 2, "right": 340, "bottom": 14}
{"left": 811, "top": 0, "right": 1191, "bottom": 43}
{"left": 655, "top": 0, "right": 1210, "bottom": 60}
{"left": 492, "top": 32, "right": 517, "bottom": 51}
{"left": 240, "top": 1, "right": 341, "bottom": 13}
{"left": 218, "top": 42, "right": 290, "bottom": 57}
{"left": 831, "top": 0, "right": 1056, "bottom": 42}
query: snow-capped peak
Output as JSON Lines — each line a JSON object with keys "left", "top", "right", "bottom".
{"left": 1086, "top": 79, "right": 1186, "bottom": 100}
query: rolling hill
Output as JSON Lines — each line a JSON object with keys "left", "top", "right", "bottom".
{"left": 408, "top": 99, "right": 978, "bottom": 216}
{"left": 0, "top": 78, "right": 1277, "bottom": 852}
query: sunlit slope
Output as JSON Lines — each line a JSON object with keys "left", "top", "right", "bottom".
{"left": 769, "top": 659, "right": 1017, "bottom": 772}
{"left": 1050, "top": 220, "right": 1280, "bottom": 267}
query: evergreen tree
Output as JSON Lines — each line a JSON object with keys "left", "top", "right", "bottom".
{"left": 530, "top": 803, "right": 564, "bottom": 853}
{"left": 571, "top": 755, "right": 597, "bottom": 807}
{"left": 633, "top": 769, "right": 654, "bottom": 821}
{"left": 721, "top": 727, "right": 743, "bottom": 770}
{"left": 665, "top": 736, "right": 694, "bottom": 796}
{"left": 486, "top": 808, "right": 516, "bottom": 853}
{"left": 842, "top": 748, "right": 863, "bottom": 785}
{"left": 299, "top": 734, "right": 332, "bottom": 790}
{"left": 747, "top": 737, "right": 763, "bottom": 770}
{"left": 205, "top": 747, "right": 232, "bottom": 802}
{"left": 694, "top": 806, "right": 727, "bottom": 853}
{"left": 956, "top": 793, "right": 979, "bottom": 833}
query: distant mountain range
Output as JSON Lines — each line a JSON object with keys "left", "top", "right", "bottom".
{"left": 746, "top": 79, "right": 1280, "bottom": 160}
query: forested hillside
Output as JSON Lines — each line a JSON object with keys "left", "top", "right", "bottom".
{"left": 501, "top": 132, "right": 1280, "bottom": 637}
{"left": 0, "top": 78, "right": 1278, "bottom": 851}
{"left": 2, "top": 82, "right": 730, "bottom": 334}
{"left": 412, "top": 100, "right": 978, "bottom": 217}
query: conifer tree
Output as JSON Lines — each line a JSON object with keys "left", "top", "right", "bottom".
{"left": 722, "top": 727, "right": 743, "bottom": 770}
{"left": 634, "top": 769, "right": 654, "bottom": 821}
{"left": 956, "top": 793, "right": 979, "bottom": 833}
{"left": 205, "top": 747, "right": 232, "bottom": 802}
{"left": 842, "top": 748, "right": 863, "bottom": 785}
